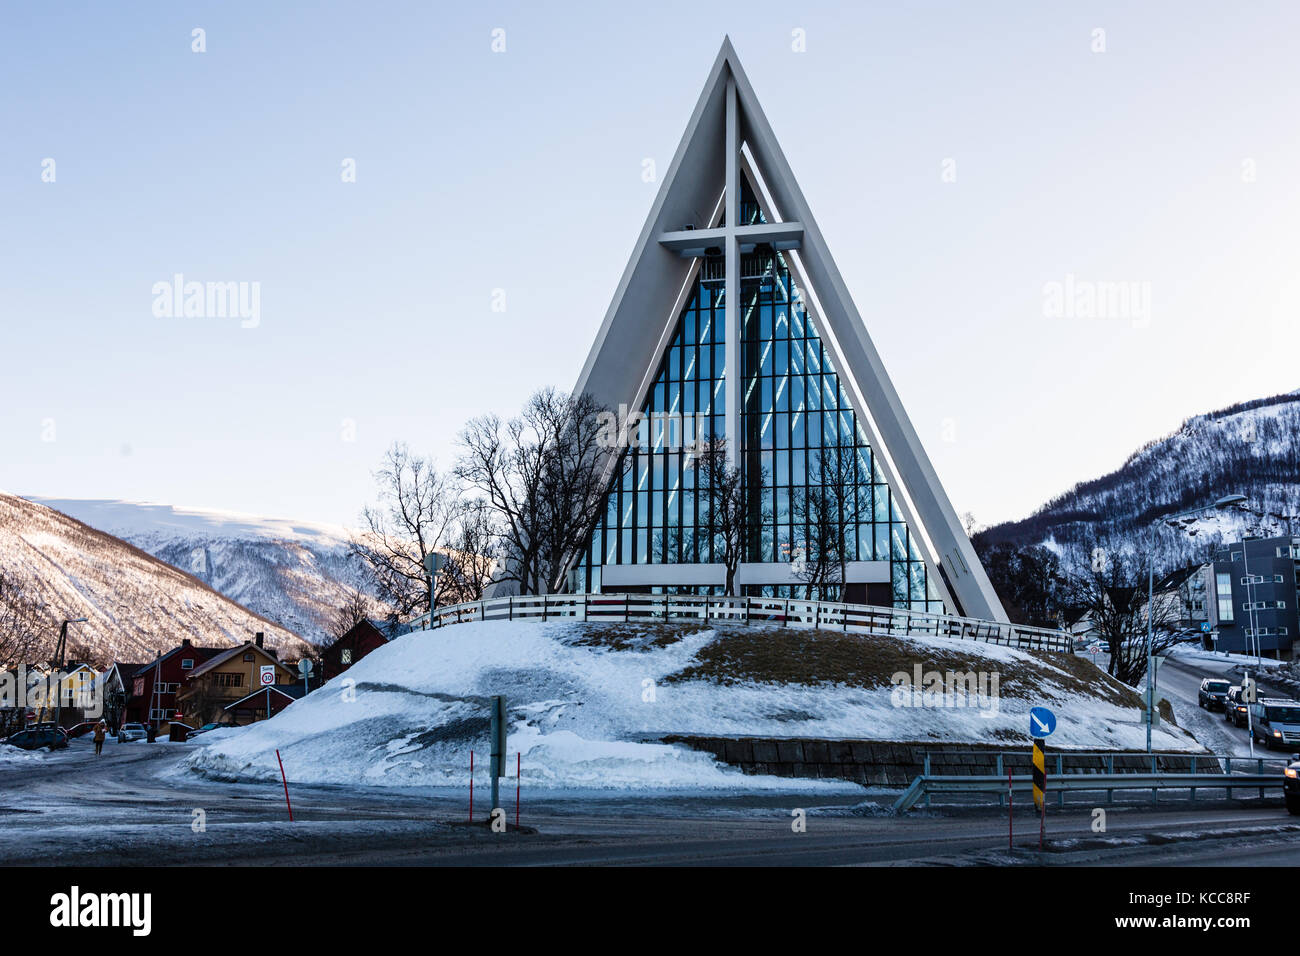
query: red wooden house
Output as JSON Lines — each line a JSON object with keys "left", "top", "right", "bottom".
{"left": 123, "top": 638, "right": 226, "bottom": 729}
{"left": 321, "top": 620, "right": 392, "bottom": 680}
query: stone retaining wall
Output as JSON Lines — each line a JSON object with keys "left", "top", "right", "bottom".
{"left": 661, "top": 736, "right": 1217, "bottom": 787}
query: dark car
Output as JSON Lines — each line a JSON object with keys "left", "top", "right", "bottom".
{"left": 1284, "top": 755, "right": 1300, "bottom": 814}
{"left": 1249, "top": 699, "right": 1300, "bottom": 750}
{"left": 1225, "top": 687, "right": 1250, "bottom": 726}
{"left": 3, "top": 726, "right": 69, "bottom": 751}
{"left": 1198, "top": 678, "right": 1232, "bottom": 711}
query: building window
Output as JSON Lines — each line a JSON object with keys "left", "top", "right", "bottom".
{"left": 214, "top": 673, "right": 243, "bottom": 688}
{"left": 570, "top": 184, "right": 943, "bottom": 614}
{"left": 181, "top": 659, "right": 194, "bottom": 670}
{"left": 341, "top": 649, "right": 352, "bottom": 665}
{"left": 242, "top": 653, "right": 255, "bottom": 662}
{"left": 1216, "top": 572, "right": 1234, "bottom": 623}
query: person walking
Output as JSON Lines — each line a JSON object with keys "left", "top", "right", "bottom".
{"left": 93, "top": 719, "right": 106, "bottom": 756}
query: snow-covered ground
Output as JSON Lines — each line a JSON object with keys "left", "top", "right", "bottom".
{"left": 185, "top": 620, "right": 1201, "bottom": 792}
{"left": 1167, "top": 644, "right": 1285, "bottom": 670}
{"left": 0, "top": 746, "right": 49, "bottom": 767}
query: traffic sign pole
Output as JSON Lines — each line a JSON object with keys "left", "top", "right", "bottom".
{"left": 1033, "top": 739, "right": 1047, "bottom": 849}
{"left": 1028, "top": 705, "right": 1055, "bottom": 851}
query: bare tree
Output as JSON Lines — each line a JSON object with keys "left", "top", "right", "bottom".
{"left": 1062, "top": 544, "right": 1179, "bottom": 685}
{"left": 178, "top": 679, "right": 226, "bottom": 728}
{"left": 694, "top": 437, "right": 769, "bottom": 596}
{"left": 791, "top": 439, "right": 856, "bottom": 600}
{"left": 435, "top": 502, "right": 499, "bottom": 604}
{"left": 353, "top": 443, "right": 466, "bottom": 619}
{"left": 0, "top": 572, "right": 45, "bottom": 665}
{"left": 329, "top": 588, "right": 372, "bottom": 643}
{"left": 457, "top": 389, "right": 609, "bottom": 594}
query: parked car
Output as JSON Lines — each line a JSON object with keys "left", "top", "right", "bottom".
{"left": 1224, "top": 687, "right": 1250, "bottom": 726}
{"left": 117, "top": 723, "right": 148, "bottom": 742}
{"left": 65, "top": 721, "right": 106, "bottom": 739}
{"left": 1249, "top": 699, "right": 1300, "bottom": 750}
{"left": 1283, "top": 755, "right": 1300, "bottom": 815}
{"left": 188, "top": 723, "right": 223, "bottom": 737}
{"left": 3, "top": 726, "right": 68, "bottom": 750}
{"left": 1198, "top": 678, "right": 1232, "bottom": 711}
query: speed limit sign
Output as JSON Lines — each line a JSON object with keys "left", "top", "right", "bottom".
{"left": 259, "top": 665, "right": 276, "bottom": 686}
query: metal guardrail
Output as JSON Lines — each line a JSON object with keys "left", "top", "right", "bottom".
{"left": 406, "top": 592, "right": 1073, "bottom": 653}
{"left": 893, "top": 765, "right": 1286, "bottom": 812}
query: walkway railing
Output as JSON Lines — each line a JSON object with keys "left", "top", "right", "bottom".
{"left": 406, "top": 592, "right": 1073, "bottom": 653}
{"left": 893, "top": 753, "right": 1288, "bottom": 811}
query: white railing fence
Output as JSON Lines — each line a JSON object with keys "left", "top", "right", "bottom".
{"left": 405, "top": 592, "right": 1073, "bottom": 653}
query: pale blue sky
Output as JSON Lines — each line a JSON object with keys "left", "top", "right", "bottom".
{"left": 4, "top": 1, "right": 1299, "bottom": 529}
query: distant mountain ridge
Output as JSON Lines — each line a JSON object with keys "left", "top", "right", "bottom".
{"left": 26, "top": 498, "right": 380, "bottom": 646}
{"left": 0, "top": 493, "right": 308, "bottom": 663}
{"left": 978, "top": 389, "right": 1300, "bottom": 569}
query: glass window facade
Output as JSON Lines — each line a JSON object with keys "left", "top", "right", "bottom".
{"left": 1216, "top": 572, "right": 1234, "bottom": 622}
{"left": 571, "top": 180, "right": 943, "bottom": 612}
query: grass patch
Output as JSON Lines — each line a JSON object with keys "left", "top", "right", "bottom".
{"left": 557, "top": 621, "right": 697, "bottom": 652}
{"left": 660, "top": 624, "right": 1147, "bottom": 710}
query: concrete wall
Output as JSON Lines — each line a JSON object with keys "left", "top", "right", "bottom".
{"left": 662, "top": 736, "right": 1215, "bottom": 787}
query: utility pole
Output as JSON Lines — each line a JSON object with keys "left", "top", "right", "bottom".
{"left": 51, "top": 617, "right": 87, "bottom": 732}
{"left": 1146, "top": 495, "right": 1247, "bottom": 752}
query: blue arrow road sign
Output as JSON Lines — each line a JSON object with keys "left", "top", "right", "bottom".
{"left": 1029, "top": 707, "right": 1057, "bottom": 738}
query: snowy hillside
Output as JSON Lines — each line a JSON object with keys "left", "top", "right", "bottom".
{"left": 27, "top": 498, "right": 379, "bottom": 645}
{"left": 185, "top": 620, "right": 1199, "bottom": 792}
{"left": 0, "top": 493, "right": 309, "bottom": 663}
{"left": 979, "top": 389, "right": 1300, "bottom": 567}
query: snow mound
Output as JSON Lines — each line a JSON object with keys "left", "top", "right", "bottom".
{"left": 185, "top": 620, "right": 1201, "bottom": 792}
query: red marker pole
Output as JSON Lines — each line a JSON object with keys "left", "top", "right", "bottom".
{"left": 1007, "top": 769, "right": 1012, "bottom": 851}
{"left": 469, "top": 750, "right": 474, "bottom": 823}
{"left": 515, "top": 752, "right": 521, "bottom": 829}
{"left": 275, "top": 749, "right": 293, "bottom": 822}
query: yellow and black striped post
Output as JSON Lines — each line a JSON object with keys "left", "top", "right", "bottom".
{"left": 1032, "top": 739, "right": 1047, "bottom": 812}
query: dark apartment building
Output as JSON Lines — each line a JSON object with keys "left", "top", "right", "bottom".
{"left": 1207, "top": 535, "right": 1300, "bottom": 660}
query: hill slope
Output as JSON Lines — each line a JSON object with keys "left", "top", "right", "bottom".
{"left": 185, "top": 620, "right": 1199, "bottom": 791}
{"left": 0, "top": 493, "right": 308, "bottom": 663}
{"left": 979, "top": 389, "right": 1300, "bottom": 566}
{"left": 26, "top": 498, "right": 377, "bottom": 645}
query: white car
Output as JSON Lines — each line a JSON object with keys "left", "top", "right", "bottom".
{"left": 117, "top": 723, "right": 148, "bottom": 742}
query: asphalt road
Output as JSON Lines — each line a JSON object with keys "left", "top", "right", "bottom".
{"left": 4, "top": 736, "right": 1300, "bottom": 866}
{"left": 1156, "top": 651, "right": 1296, "bottom": 758}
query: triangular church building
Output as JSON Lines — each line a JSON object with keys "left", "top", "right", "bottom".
{"left": 567, "top": 39, "right": 1007, "bottom": 623}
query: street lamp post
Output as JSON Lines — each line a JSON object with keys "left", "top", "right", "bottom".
{"left": 1146, "top": 495, "right": 1247, "bottom": 753}
{"left": 51, "top": 617, "right": 88, "bottom": 733}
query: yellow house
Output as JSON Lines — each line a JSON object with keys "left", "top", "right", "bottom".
{"left": 179, "top": 641, "right": 295, "bottom": 726}
{"left": 30, "top": 663, "right": 102, "bottom": 726}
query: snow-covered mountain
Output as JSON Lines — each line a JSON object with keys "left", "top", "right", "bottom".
{"left": 26, "top": 498, "right": 378, "bottom": 645}
{"left": 979, "top": 389, "right": 1300, "bottom": 568}
{"left": 0, "top": 493, "right": 309, "bottom": 663}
